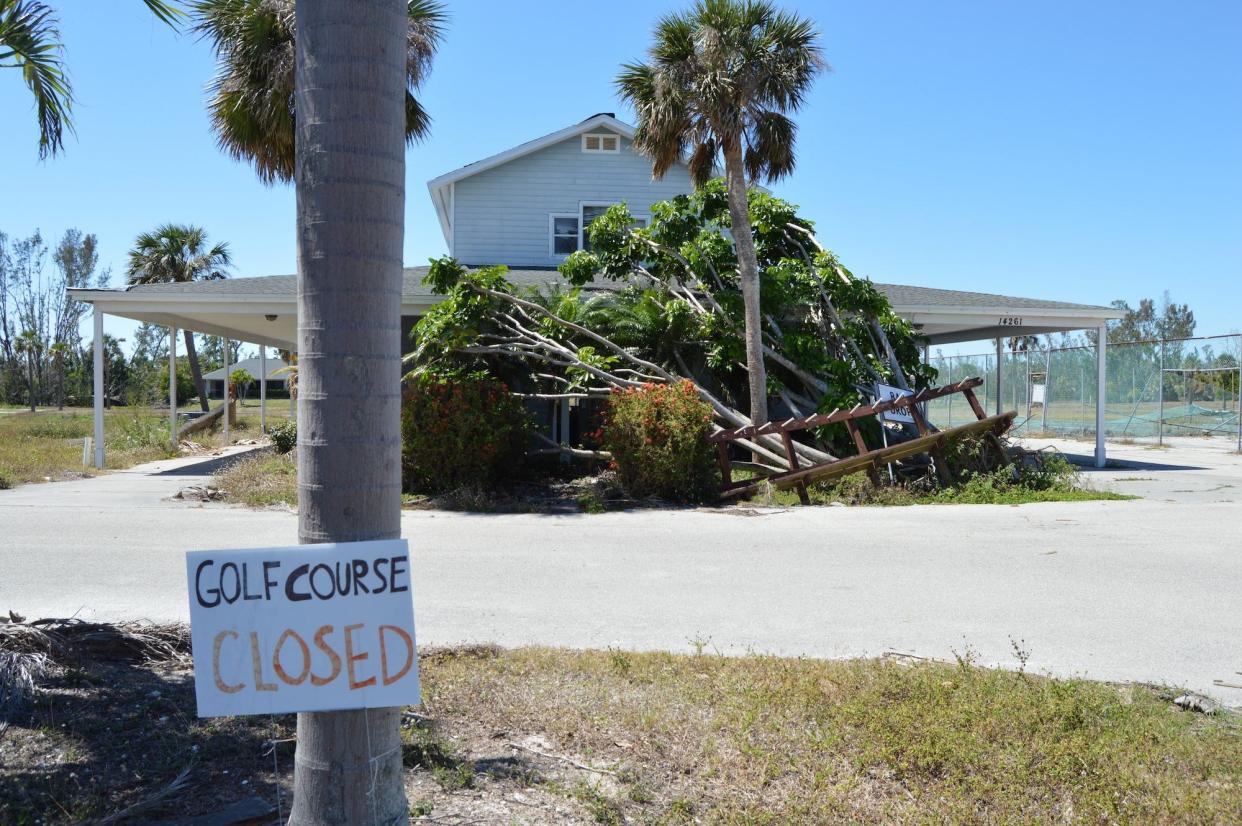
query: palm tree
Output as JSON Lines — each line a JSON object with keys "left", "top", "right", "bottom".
{"left": 0, "top": 0, "right": 181, "bottom": 158}
{"left": 1008, "top": 335, "right": 1042, "bottom": 353}
{"left": 14, "top": 328, "right": 40, "bottom": 411}
{"left": 275, "top": 349, "right": 297, "bottom": 400}
{"left": 48, "top": 339, "right": 69, "bottom": 409}
{"left": 617, "top": 0, "right": 825, "bottom": 428}
{"left": 282, "top": 1, "right": 417, "bottom": 821}
{"left": 191, "top": 0, "right": 445, "bottom": 184}
{"left": 125, "top": 225, "right": 231, "bottom": 412}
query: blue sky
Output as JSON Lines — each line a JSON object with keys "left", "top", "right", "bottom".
{"left": 2, "top": 0, "right": 1239, "bottom": 355}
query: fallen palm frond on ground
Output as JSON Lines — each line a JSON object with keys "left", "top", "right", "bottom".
{"left": 0, "top": 615, "right": 189, "bottom": 664}
{"left": 0, "top": 614, "right": 190, "bottom": 716}
{"left": 1, "top": 621, "right": 1239, "bottom": 825}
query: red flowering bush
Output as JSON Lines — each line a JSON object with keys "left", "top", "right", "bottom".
{"left": 601, "top": 381, "right": 718, "bottom": 502}
{"left": 402, "top": 376, "right": 531, "bottom": 494}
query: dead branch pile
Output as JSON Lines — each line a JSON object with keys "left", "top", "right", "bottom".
{"left": 0, "top": 613, "right": 191, "bottom": 716}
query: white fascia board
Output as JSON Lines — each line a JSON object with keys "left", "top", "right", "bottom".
{"left": 896, "top": 306, "right": 1125, "bottom": 324}
{"left": 69, "top": 290, "right": 294, "bottom": 315}
{"left": 401, "top": 296, "right": 443, "bottom": 313}
{"left": 427, "top": 180, "right": 452, "bottom": 248}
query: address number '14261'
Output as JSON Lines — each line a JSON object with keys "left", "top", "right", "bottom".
{"left": 998, "top": 317, "right": 1024, "bottom": 326}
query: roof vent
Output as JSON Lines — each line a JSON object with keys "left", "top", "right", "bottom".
{"left": 585, "top": 112, "right": 615, "bottom": 121}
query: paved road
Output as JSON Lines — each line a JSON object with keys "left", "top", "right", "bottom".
{"left": 2, "top": 440, "right": 1240, "bottom": 706}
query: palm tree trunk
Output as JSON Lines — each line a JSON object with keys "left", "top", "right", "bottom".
{"left": 182, "top": 330, "right": 210, "bottom": 412}
{"left": 287, "top": 2, "right": 408, "bottom": 824}
{"left": 722, "top": 139, "right": 769, "bottom": 427}
{"left": 27, "top": 356, "right": 36, "bottom": 412}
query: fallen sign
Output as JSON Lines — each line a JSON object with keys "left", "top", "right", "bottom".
{"left": 874, "top": 382, "right": 915, "bottom": 424}
{"left": 185, "top": 539, "right": 419, "bottom": 718}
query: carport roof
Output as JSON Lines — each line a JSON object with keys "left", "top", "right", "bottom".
{"left": 70, "top": 267, "right": 1121, "bottom": 348}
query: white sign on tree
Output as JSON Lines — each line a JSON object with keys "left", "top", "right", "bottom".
{"left": 185, "top": 539, "right": 419, "bottom": 718}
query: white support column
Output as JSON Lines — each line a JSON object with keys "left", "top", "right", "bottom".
{"left": 995, "top": 337, "right": 1003, "bottom": 416}
{"left": 259, "top": 347, "right": 268, "bottom": 433}
{"left": 92, "top": 309, "right": 105, "bottom": 469}
{"left": 169, "top": 326, "right": 178, "bottom": 445}
{"left": 1095, "top": 324, "right": 1107, "bottom": 468}
{"left": 223, "top": 339, "right": 231, "bottom": 446}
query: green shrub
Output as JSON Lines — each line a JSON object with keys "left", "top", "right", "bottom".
{"left": 601, "top": 381, "right": 718, "bottom": 502}
{"left": 269, "top": 420, "right": 297, "bottom": 454}
{"left": 111, "top": 414, "right": 173, "bottom": 451}
{"left": 160, "top": 361, "right": 198, "bottom": 404}
{"left": 401, "top": 376, "right": 531, "bottom": 494}
{"left": 1013, "top": 451, "right": 1079, "bottom": 491}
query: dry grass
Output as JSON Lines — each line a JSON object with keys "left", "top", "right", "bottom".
{"left": 214, "top": 448, "right": 297, "bottom": 507}
{"left": 0, "top": 404, "right": 288, "bottom": 490}
{"left": 0, "top": 408, "right": 181, "bottom": 488}
{"left": 2, "top": 637, "right": 1239, "bottom": 824}
{"left": 422, "top": 647, "right": 1242, "bottom": 824}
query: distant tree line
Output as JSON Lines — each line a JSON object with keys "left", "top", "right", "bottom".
{"left": 939, "top": 292, "right": 1239, "bottom": 410}
{"left": 0, "top": 227, "right": 250, "bottom": 411}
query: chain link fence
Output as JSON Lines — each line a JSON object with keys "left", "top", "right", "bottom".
{"left": 926, "top": 334, "right": 1242, "bottom": 448}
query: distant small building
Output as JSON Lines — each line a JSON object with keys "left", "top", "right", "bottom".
{"left": 203, "top": 356, "right": 288, "bottom": 399}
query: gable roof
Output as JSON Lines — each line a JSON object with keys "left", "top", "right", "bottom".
{"left": 426, "top": 113, "right": 636, "bottom": 244}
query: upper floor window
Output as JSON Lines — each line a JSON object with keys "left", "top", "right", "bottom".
{"left": 551, "top": 204, "right": 648, "bottom": 258}
{"left": 582, "top": 133, "right": 620, "bottom": 154}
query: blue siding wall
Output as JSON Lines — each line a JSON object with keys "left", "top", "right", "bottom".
{"left": 452, "top": 131, "right": 695, "bottom": 267}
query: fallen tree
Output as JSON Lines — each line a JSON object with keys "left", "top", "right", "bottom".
{"left": 409, "top": 181, "right": 936, "bottom": 467}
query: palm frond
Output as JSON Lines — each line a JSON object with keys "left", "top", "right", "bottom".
{"left": 141, "top": 0, "right": 186, "bottom": 28}
{"left": 0, "top": 0, "right": 74, "bottom": 159}
{"left": 126, "top": 224, "right": 231, "bottom": 286}
{"left": 191, "top": 0, "right": 445, "bottom": 184}
{"left": 619, "top": 0, "right": 825, "bottom": 189}
{"left": 745, "top": 110, "right": 795, "bottom": 182}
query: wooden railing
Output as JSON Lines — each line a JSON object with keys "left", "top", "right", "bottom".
{"left": 712, "top": 377, "right": 1015, "bottom": 503}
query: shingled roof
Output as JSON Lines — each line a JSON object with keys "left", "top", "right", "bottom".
{"left": 872, "top": 283, "right": 1110, "bottom": 312}
{"left": 109, "top": 268, "right": 1113, "bottom": 315}
{"left": 111, "top": 267, "right": 573, "bottom": 298}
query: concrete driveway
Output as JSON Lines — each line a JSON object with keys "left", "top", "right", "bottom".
{"left": 2, "top": 439, "right": 1240, "bottom": 706}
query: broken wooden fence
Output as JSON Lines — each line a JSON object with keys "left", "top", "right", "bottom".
{"left": 711, "top": 377, "right": 1015, "bottom": 503}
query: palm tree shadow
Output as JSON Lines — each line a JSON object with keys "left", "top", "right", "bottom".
{"left": 0, "top": 658, "right": 293, "bottom": 824}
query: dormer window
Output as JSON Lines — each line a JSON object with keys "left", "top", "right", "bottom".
{"left": 582, "top": 133, "right": 620, "bottom": 153}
